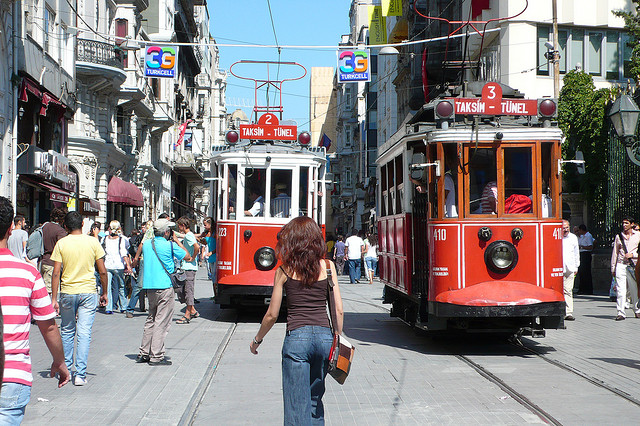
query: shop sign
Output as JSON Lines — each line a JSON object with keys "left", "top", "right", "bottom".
{"left": 50, "top": 191, "right": 69, "bottom": 203}
{"left": 48, "top": 150, "right": 70, "bottom": 184}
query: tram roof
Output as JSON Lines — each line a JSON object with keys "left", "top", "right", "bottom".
{"left": 210, "top": 142, "right": 326, "bottom": 163}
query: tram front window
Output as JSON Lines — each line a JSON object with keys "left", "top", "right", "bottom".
{"left": 270, "top": 169, "right": 293, "bottom": 218}
{"left": 244, "top": 168, "right": 266, "bottom": 217}
{"left": 300, "top": 167, "right": 309, "bottom": 216}
{"left": 504, "top": 147, "right": 533, "bottom": 214}
{"left": 469, "top": 148, "right": 497, "bottom": 215}
{"left": 227, "top": 164, "right": 237, "bottom": 220}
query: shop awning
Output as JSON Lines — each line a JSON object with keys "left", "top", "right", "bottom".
{"left": 78, "top": 197, "right": 101, "bottom": 215}
{"left": 107, "top": 176, "right": 144, "bottom": 207}
{"left": 21, "top": 178, "right": 73, "bottom": 203}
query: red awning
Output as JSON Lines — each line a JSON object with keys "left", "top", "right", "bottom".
{"left": 107, "top": 176, "right": 144, "bottom": 207}
{"left": 38, "top": 181, "right": 72, "bottom": 203}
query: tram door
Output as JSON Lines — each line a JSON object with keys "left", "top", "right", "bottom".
{"left": 411, "top": 145, "right": 431, "bottom": 297}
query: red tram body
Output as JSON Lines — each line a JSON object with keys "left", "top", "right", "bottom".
{"left": 209, "top": 143, "right": 328, "bottom": 307}
{"left": 378, "top": 90, "right": 565, "bottom": 336}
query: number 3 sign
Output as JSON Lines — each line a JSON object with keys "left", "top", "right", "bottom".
{"left": 481, "top": 82, "right": 503, "bottom": 115}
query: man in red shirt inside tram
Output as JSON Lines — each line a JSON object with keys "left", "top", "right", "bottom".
{"left": 0, "top": 196, "right": 70, "bottom": 423}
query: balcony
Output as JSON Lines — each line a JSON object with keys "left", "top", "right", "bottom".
{"left": 76, "top": 39, "right": 127, "bottom": 91}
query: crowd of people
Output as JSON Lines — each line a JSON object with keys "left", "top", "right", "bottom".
{"left": 0, "top": 199, "right": 218, "bottom": 423}
{"left": 328, "top": 230, "right": 378, "bottom": 285}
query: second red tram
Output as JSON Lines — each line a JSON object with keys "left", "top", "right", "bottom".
{"left": 209, "top": 140, "right": 328, "bottom": 308}
{"left": 377, "top": 91, "right": 566, "bottom": 336}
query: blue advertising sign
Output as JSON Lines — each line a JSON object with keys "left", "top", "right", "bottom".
{"left": 338, "top": 49, "right": 371, "bottom": 83}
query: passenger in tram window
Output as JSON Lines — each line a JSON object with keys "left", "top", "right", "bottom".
{"left": 480, "top": 181, "right": 498, "bottom": 214}
{"left": 443, "top": 146, "right": 458, "bottom": 218}
{"left": 271, "top": 183, "right": 291, "bottom": 218}
{"left": 244, "top": 187, "right": 264, "bottom": 217}
{"left": 469, "top": 148, "right": 496, "bottom": 214}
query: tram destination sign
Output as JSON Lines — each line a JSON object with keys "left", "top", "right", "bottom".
{"left": 452, "top": 98, "right": 538, "bottom": 116}
{"left": 239, "top": 113, "right": 298, "bottom": 141}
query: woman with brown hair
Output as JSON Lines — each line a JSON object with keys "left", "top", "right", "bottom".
{"left": 250, "top": 216, "right": 344, "bottom": 425}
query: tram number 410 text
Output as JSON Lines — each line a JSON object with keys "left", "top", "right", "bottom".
{"left": 433, "top": 228, "right": 447, "bottom": 241}
{"left": 552, "top": 227, "right": 562, "bottom": 240}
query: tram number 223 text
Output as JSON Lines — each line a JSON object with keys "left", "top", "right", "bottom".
{"left": 433, "top": 228, "right": 447, "bottom": 242}
{"left": 218, "top": 228, "right": 227, "bottom": 237}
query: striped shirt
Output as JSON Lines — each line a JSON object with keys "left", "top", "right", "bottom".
{"left": 0, "top": 248, "right": 56, "bottom": 386}
{"left": 480, "top": 181, "right": 498, "bottom": 214}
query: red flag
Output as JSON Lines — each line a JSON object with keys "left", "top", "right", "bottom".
{"left": 175, "top": 119, "right": 193, "bottom": 148}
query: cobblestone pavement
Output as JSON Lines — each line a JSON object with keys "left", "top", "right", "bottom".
{"left": 22, "top": 269, "right": 640, "bottom": 425}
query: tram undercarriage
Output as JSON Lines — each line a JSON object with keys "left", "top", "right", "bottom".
{"left": 384, "top": 286, "right": 565, "bottom": 337}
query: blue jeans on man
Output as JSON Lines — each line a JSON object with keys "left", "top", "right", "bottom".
{"left": 348, "top": 259, "right": 362, "bottom": 283}
{"left": 0, "top": 382, "right": 32, "bottom": 425}
{"left": 281, "top": 325, "right": 333, "bottom": 425}
{"left": 59, "top": 293, "right": 98, "bottom": 380}
{"left": 107, "top": 269, "right": 127, "bottom": 312}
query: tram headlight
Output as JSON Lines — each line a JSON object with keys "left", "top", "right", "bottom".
{"left": 484, "top": 240, "right": 518, "bottom": 274}
{"left": 254, "top": 246, "right": 277, "bottom": 271}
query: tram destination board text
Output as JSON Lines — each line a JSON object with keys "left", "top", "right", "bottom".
{"left": 239, "top": 124, "right": 298, "bottom": 141}
{"left": 453, "top": 98, "right": 538, "bottom": 116}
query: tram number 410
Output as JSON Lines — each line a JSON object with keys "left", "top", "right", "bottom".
{"left": 552, "top": 227, "right": 562, "bottom": 240}
{"left": 433, "top": 228, "right": 447, "bottom": 241}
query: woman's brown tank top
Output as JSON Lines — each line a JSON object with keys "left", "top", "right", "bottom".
{"left": 282, "top": 268, "right": 331, "bottom": 332}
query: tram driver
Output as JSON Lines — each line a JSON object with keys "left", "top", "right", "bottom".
{"left": 244, "top": 187, "right": 264, "bottom": 217}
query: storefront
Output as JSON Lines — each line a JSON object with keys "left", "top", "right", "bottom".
{"left": 106, "top": 175, "right": 144, "bottom": 233}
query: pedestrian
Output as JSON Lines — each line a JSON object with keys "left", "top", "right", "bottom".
{"left": 344, "top": 229, "right": 365, "bottom": 283}
{"left": 0, "top": 197, "right": 70, "bottom": 423}
{"left": 126, "top": 225, "right": 146, "bottom": 317}
{"left": 333, "top": 235, "right": 345, "bottom": 275}
{"left": 577, "top": 224, "right": 595, "bottom": 295}
{"left": 561, "top": 220, "right": 579, "bottom": 321}
{"left": 135, "top": 218, "right": 191, "bottom": 365}
{"left": 176, "top": 216, "right": 200, "bottom": 324}
{"left": 7, "top": 215, "right": 28, "bottom": 260}
{"left": 40, "top": 207, "right": 68, "bottom": 296}
{"left": 199, "top": 217, "right": 217, "bottom": 286}
{"left": 249, "top": 216, "right": 344, "bottom": 424}
{"left": 611, "top": 215, "right": 640, "bottom": 320}
{"left": 364, "top": 233, "right": 379, "bottom": 285}
{"left": 51, "top": 211, "right": 108, "bottom": 386}
{"left": 101, "top": 220, "right": 131, "bottom": 314}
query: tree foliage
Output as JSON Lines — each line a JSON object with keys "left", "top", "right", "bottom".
{"left": 558, "top": 70, "right": 611, "bottom": 219}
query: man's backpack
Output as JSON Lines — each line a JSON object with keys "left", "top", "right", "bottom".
{"left": 26, "top": 223, "right": 48, "bottom": 260}
{"left": 128, "top": 234, "right": 142, "bottom": 257}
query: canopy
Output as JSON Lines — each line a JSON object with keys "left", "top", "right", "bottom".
{"left": 107, "top": 176, "right": 144, "bottom": 207}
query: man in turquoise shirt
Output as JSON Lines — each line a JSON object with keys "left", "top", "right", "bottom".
{"left": 136, "top": 218, "right": 191, "bottom": 365}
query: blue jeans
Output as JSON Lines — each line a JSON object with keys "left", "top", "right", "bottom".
{"left": 347, "top": 259, "right": 361, "bottom": 283}
{"left": 127, "top": 273, "right": 143, "bottom": 313}
{"left": 60, "top": 293, "right": 98, "bottom": 379}
{"left": 107, "top": 269, "right": 127, "bottom": 312}
{"left": 365, "top": 257, "right": 378, "bottom": 276}
{"left": 0, "top": 383, "right": 31, "bottom": 425}
{"left": 282, "top": 326, "right": 333, "bottom": 426}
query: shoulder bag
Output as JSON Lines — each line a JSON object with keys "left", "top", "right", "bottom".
{"left": 325, "top": 259, "right": 355, "bottom": 385}
{"left": 151, "top": 239, "right": 188, "bottom": 299}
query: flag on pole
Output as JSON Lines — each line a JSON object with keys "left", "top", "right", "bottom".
{"left": 321, "top": 133, "right": 332, "bottom": 149}
{"left": 174, "top": 119, "right": 193, "bottom": 149}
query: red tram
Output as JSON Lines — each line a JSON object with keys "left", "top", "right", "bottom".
{"left": 209, "top": 133, "right": 328, "bottom": 308}
{"left": 377, "top": 84, "right": 565, "bottom": 336}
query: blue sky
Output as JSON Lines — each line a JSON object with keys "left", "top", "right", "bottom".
{"left": 207, "top": 0, "right": 351, "bottom": 129}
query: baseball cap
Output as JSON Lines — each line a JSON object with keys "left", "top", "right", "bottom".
{"left": 153, "top": 218, "right": 175, "bottom": 233}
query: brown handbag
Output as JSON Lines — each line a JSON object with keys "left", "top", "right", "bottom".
{"left": 325, "top": 260, "right": 354, "bottom": 385}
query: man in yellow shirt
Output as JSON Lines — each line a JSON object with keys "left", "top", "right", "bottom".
{"left": 51, "top": 211, "right": 108, "bottom": 386}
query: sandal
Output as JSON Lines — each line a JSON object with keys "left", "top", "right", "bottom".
{"left": 192, "top": 312, "right": 200, "bottom": 318}
{"left": 177, "top": 316, "right": 190, "bottom": 324}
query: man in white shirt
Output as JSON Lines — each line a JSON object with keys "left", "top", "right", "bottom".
{"left": 7, "top": 215, "right": 28, "bottom": 260}
{"left": 610, "top": 215, "right": 640, "bottom": 320}
{"left": 562, "top": 220, "right": 580, "bottom": 321}
{"left": 244, "top": 188, "right": 264, "bottom": 217}
{"left": 345, "top": 230, "right": 365, "bottom": 284}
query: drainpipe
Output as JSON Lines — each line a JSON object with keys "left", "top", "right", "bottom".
{"left": 10, "top": 1, "right": 19, "bottom": 205}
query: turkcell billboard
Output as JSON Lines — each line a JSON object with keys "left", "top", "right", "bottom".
{"left": 144, "top": 45, "right": 179, "bottom": 78}
{"left": 338, "top": 49, "right": 370, "bottom": 83}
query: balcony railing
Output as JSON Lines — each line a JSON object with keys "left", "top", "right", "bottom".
{"left": 77, "top": 39, "right": 124, "bottom": 70}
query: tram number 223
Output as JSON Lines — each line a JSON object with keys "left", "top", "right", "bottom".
{"left": 218, "top": 228, "right": 227, "bottom": 237}
{"left": 433, "top": 228, "right": 447, "bottom": 242}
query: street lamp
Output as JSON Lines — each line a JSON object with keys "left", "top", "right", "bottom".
{"left": 609, "top": 94, "right": 640, "bottom": 165}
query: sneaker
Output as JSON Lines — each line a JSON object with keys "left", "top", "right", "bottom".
{"left": 565, "top": 315, "right": 575, "bottom": 321}
{"left": 149, "top": 359, "right": 172, "bottom": 366}
{"left": 135, "top": 354, "right": 150, "bottom": 363}
{"left": 73, "top": 376, "right": 87, "bottom": 386}
{"left": 615, "top": 315, "right": 626, "bottom": 321}
{"left": 126, "top": 312, "right": 134, "bottom": 318}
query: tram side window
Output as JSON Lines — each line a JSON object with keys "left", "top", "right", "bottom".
{"left": 300, "top": 167, "right": 309, "bottom": 216}
{"left": 228, "top": 164, "right": 237, "bottom": 220}
{"left": 428, "top": 145, "right": 438, "bottom": 218}
{"left": 395, "top": 156, "right": 404, "bottom": 213}
{"left": 380, "top": 166, "right": 387, "bottom": 216}
{"left": 386, "top": 162, "right": 394, "bottom": 214}
{"left": 469, "top": 148, "right": 497, "bottom": 215}
{"left": 504, "top": 147, "right": 533, "bottom": 214}
{"left": 443, "top": 144, "right": 458, "bottom": 218}
{"left": 244, "top": 168, "right": 266, "bottom": 217}
{"left": 540, "top": 144, "right": 553, "bottom": 218}
{"left": 270, "top": 169, "right": 293, "bottom": 218}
